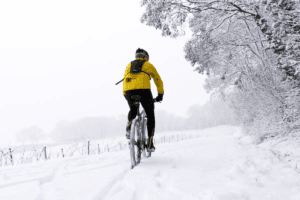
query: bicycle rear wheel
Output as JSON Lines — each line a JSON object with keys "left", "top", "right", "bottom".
{"left": 129, "top": 119, "right": 142, "bottom": 169}
{"left": 141, "top": 115, "right": 151, "bottom": 158}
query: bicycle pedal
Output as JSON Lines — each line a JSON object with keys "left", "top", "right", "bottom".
{"left": 147, "top": 148, "right": 155, "bottom": 153}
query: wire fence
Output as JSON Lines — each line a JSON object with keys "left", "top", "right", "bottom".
{"left": 0, "top": 132, "right": 201, "bottom": 167}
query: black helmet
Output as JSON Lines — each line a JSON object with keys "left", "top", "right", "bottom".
{"left": 135, "top": 48, "right": 149, "bottom": 61}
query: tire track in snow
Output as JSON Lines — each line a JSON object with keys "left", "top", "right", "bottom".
{"left": 92, "top": 168, "right": 130, "bottom": 200}
{"left": 36, "top": 151, "right": 131, "bottom": 200}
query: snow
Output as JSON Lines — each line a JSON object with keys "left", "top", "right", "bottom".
{"left": 1, "top": 126, "right": 300, "bottom": 200}
{"left": 257, "top": 133, "right": 300, "bottom": 174}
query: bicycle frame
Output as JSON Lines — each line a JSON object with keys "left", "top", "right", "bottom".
{"left": 129, "top": 100, "right": 150, "bottom": 169}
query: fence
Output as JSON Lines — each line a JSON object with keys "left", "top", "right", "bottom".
{"left": 0, "top": 132, "right": 201, "bottom": 167}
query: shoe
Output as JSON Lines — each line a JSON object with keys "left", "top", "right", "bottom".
{"left": 126, "top": 121, "right": 132, "bottom": 139}
{"left": 147, "top": 136, "right": 155, "bottom": 152}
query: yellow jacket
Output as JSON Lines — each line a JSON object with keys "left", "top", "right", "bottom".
{"left": 123, "top": 57, "right": 164, "bottom": 95}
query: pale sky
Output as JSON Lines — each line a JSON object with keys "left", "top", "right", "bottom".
{"left": 0, "top": 0, "right": 210, "bottom": 145}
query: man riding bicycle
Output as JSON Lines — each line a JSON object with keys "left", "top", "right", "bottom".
{"left": 123, "top": 48, "right": 164, "bottom": 152}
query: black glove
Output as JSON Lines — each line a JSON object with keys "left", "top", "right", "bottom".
{"left": 154, "top": 93, "right": 164, "bottom": 102}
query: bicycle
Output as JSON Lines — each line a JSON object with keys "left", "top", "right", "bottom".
{"left": 128, "top": 95, "right": 157, "bottom": 169}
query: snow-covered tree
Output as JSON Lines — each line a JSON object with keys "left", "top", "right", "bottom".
{"left": 140, "top": 0, "right": 300, "bottom": 141}
{"left": 256, "top": 0, "right": 300, "bottom": 81}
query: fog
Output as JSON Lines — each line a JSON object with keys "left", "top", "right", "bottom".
{"left": 0, "top": 0, "right": 211, "bottom": 146}
{"left": 9, "top": 99, "right": 236, "bottom": 147}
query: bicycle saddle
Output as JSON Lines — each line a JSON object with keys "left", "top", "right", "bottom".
{"left": 131, "top": 95, "right": 141, "bottom": 101}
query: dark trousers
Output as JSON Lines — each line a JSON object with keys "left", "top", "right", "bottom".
{"left": 124, "top": 89, "right": 155, "bottom": 137}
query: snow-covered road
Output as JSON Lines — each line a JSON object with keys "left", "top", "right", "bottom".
{"left": 1, "top": 126, "right": 300, "bottom": 200}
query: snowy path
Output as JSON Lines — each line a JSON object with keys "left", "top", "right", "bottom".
{"left": 1, "top": 126, "right": 300, "bottom": 200}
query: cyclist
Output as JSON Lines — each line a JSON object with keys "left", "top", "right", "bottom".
{"left": 123, "top": 48, "right": 164, "bottom": 152}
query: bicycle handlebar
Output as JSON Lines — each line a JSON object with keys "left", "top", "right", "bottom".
{"left": 153, "top": 99, "right": 161, "bottom": 103}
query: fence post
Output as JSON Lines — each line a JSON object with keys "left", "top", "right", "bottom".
{"left": 20, "top": 149, "right": 25, "bottom": 164}
{"left": 98, "top": 144, "right": 100, "bottom": 154}
{"left": 0, "top": 151, "right": 2, "bottom": 167}
{"left": 88, "top": 141, "right": 90, "bottom": 155}
{"left": 61, "top": 148, "right": 64, "bottom": 157}
{"left": 44, "top": 147, "right": 47, "bottom": 160}
{"left": 107, "top": 145, "right": 109, "bottom": 152}
{"left": 32, "top": 147, "right": 38, "bottom": 161}
{"left": 9, "top": 148, "right": 13, "bottom": 165}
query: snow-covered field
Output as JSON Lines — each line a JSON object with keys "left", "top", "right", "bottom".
{"left": 1, "top": 126, "right": 300, "bottom": 200}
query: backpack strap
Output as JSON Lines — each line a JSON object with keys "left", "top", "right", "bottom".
{"left": 115, "top": 78, "right": 124, "bottom": 85}
{"left": 141, "top": 70, "right": 151, "bottom": 80}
